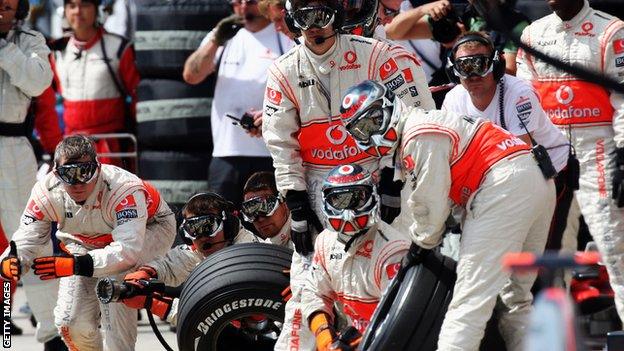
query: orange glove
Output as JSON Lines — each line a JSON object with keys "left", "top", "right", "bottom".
{"left": 32, "top": 254, "right": 94, "bottom": 280}
{"left": 124, "top": 266, "right": 158, "bottom": 288}
{"left": 1, "top": 241, "right": 21, "bottom": 281}
{"left": 310, "top": 312, "right": 335, "bottom": 351}
{"left": 122, "top": 293, "right": 173, "bottom": 320}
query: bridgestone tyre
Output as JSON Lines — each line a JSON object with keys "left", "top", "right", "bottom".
{"left": 138, "top": 150, "right": 210, "bottom": 205}
{"left": 135, "top": 0, "right": 230, "bottom": 79}
{"left": 360, "top": 250, "right": 457, "bottom": 351}
{"left": 137, "top": 79, "right": 214, "bottom": 150}
{"left": 177, "top": 243, "right": 293, "bottom": 351}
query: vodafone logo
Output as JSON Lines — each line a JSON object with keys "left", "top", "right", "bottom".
{"left": 582, "top": 21, "right": 593, "bottom": 32}
{"left": 556, "top": 85, "right": 574, "bottom": 105}
{"left": 344, "top": 51, "right": 357, "bottom": 64}
{"left": 379, "top": 58, "right": 398, "bottom": 80}
{"left": 326, "top": 125, "right": 349, "bottom": 145}
{"left": 266, "top": 87, "right": 282, "bottom": 104}
{"left": 339, "top": 165, "right": 354, "bottom": 174}
{"left": 26, "top": 200, "right": 44, "bottom": 220}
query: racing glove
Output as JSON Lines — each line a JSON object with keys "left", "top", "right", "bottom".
{"left": 1, "top": 241, "right": 21, "bottom": 281}
{"left": 613, "top": 147, "right": 624, "bottom": 207}
{"left": 210, "top": 14, "right": 244, "bottom": 46}
{"left": 328, "top": 326, "right": 362, "bottom": 351}
{"left": 124, "top": 266, "right": 158, "bottom": 288}
{"left": 378, "top": 167, "right": 403, "bottom": 224}
{"left": 32, "top": 254, "right": 94, "bottom": 280}
{"left": 122, "top": 293, "right": 174, "bottom": 320}
{"left": 286, "top": 190, "right": 323, "bottom": 256}
{"left": 310, "top": 312, "right": 335, "bottom": 351}
{"left": 401, "top": 243, "right": 430, "bottom": 268}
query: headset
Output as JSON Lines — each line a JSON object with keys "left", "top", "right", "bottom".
{"left": 445, "top": 32, "right": 506, "bottom": 84}
{"left": 179, "top": 192, "right": 241, "bottom": 245}
{"left": 16, "top": 0, "right": 29, "bottom": 21}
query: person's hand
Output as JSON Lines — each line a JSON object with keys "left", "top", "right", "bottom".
{"left": 212, "top": 14, "right": 244, "bottom": 46}
{"left": 401, "top": 242, "right": 430, "bottom": 268}
{"left": 378, "top": 167, "right": 403, "bottom": 224}
{"left": 124, "top": 266, "right": 158, "bottom": 288}
{"left": 1, "top": 241, "right": 21, "bottom": 281}
{"left": 424, "top": 0, "right": 452, "bottom": 21}
{"left": 613, "top": 148, "right": 624, "bottom": 207}
{"left": 122, "top": 293, "right": 173, "bottom": 320}
{"left": 32, "top": 254, "right": 93, "bottom": 280}
{"left": 245, "top": 109, "right": 263, "bottom": 138}
{"left": 327, "top": 326, "right": 362, "bottom": 351}
{"left": 286, "top": 190, "right": 323, "bottom": 256}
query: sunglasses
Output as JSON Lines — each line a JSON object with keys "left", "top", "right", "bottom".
{"left": 292, "top": 5, "right": 336, "bottom": 30}
{"left": 181, "top": 213, "right": 224, "bottom": 240}
{"left": 55, "top": 162, "right": 99, "bottom": 185}
{"left": 452, "top": 54, "right": 494, "bottom": 79}
{"left": 324, "top": 185, "right": 373, "bottom": 211}
{"left": 345, "top": 102, "right": 386, "bottom": 143}
{"left": 241, "top": 195, "right": 281, "bottom": 222}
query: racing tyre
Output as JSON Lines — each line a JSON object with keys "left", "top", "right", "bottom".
{"left": 177, "top": 243, "right": 293, "bottom": 351}
{"left": 360, "top": 250, "right": 456, "bottom": 351}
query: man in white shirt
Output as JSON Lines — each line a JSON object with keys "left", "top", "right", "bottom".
{"left": 442, "top": 32, "right": 576, "bottom": 252}
{"left": 182, "top": 1, "right": 293, "bottom": 206}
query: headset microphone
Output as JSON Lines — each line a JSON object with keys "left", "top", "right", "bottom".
{"left": 314, "top": 31, "right": 336, "bottom": 45}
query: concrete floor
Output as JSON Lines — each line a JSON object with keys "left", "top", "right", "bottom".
{"left": 7, "top": 285, "right": 178, "bottom": 351}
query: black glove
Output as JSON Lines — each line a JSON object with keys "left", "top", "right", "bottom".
{"left": 401, "top": 242, "right": 430, "bottom": 268}
{"left": 328, "top": 326, "right": 361, "bottom": 351}
{"left": 286, "top": 190, "right": 323, "bottom": 256}
{"left": 212, "top": 14, "right": 244, "bottom": 46}
{"left": 378, "top": 167, "right": 403, "bottom": 224}
{"left": 613, "top": 147, "right": 624, "bottom": 207}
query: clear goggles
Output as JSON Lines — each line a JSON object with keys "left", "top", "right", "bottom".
{"left": 292, "top": 5, "right": 336, "bottom": 30}
{"left": 324, "top": 185, "right": 373, "bottom": 211}
{"left": 344, "top": 101, "right": 387, "bottom": 143}
{"left": 241, "top": 195, "right": 281, "bottom": 222}
{"left": 181, "top": 213, "right": 224, "bottom": 240}
{"left": 55, "top": 162, "right": 99, "bottom": 185}
{"left": 452, "top": 54, "right": 494, "bottom": 79}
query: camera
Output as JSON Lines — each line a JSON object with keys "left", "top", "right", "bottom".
{"left": 531, "top": 144, "right": 557, "bottom": 179}
{"left": 96, "top": 278, "right": 165, "bottom": 304}
{"left": 428, "top": 8, "right": 462, "bottom": 45}
{"left": 226, "top": 113, "right": 257, "bottom": 131}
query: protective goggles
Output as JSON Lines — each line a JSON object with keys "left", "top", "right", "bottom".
{"left": 324, "top": 185, "right": 373, "bottom": 211}
{"left": 241, "top": 195, "right": 281, "bottom": 222}
{"left": 292, "top": 5, "right": 336, "bottom": 30}
{"left": 344, "top": 102, "right": 387, "bottom": 143}
{"left": 54, "top": 162, "right": 99, "bottom": 185}
{"left": 181, "top": 213, "right": 224, "bottom": 240}
{"left": 452, "top": 54, "right": 494, "bottom": 79}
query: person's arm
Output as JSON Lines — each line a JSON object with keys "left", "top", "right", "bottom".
{"left": 401, "top": 132, "right": 453, "bottom": 248}
{"left": 0, "top": 31, "right": 52, "bottom": 97}
{"left": 118, "top": 43, "right": 140, "bottom": 117}
{"left": 385, "top": 0, "right": 451, "bottom": 41}
{"left": 137, "top": 245, "right": 202, "bottom": 287}
{"left": 515, "top": 26, "right": 535, "bottom": 81}
{"left": 606, "top": 27, "right": 624, "bottom": 149}
{"left": 262, "top": 62, "right": 306, "bottom": 194}
{"left": 182, "top": 40, "right": 220, "bottom": 85}
{"left": 33, "top": 85, "right": 63, "bottom": 154}
{"left": 375, "top": 240, "right": 411, "bottom": 291}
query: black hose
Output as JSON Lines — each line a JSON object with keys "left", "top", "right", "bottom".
{"left": 144, "top": 295, "right": 175, "bottom": 351}
{"left": 473, "top": 0, "right": 624, "bottom": 94}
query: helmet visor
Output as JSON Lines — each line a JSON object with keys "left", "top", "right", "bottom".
{"left": 345, "top": 103, "right": 385, "bottom": 142}
{"left": 325, "top": 185, "right": 373, "bottom": 211}
{"left": 453, "top": 54, "right": 493, "bottom": 79}
{"left": 181, "top": 214, "right": 224, "bottom": 239}
{"left": 292, "top": 5, "right": 336, "bottom": 30}
{"left": 241, "top": 195, "right": 280, "bottom": 222}
{"left": 55, "top": 162, "right": 99, "bottom": 185}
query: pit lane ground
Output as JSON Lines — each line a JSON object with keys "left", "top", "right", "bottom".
{"left": 6, "top": 285, "right": 178, "bottom": 350}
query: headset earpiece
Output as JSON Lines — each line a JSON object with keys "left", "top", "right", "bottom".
{"left": 284, "top": 0, "right": 301, "bottom": 37}
{"left": 15, "top": 0, "right": 30, "bottom": 20}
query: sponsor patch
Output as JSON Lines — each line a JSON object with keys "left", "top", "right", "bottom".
{"left": 386, "top": 262, "right": 401, "bottom": 279}
{"left": 616, "top": 56, "right": 624, "bottom": 68}
{"left": 349, "top": 37, "right": 372, "bottom": 45}
{"left": 402, "top": 155, "right": 415, "bottom": 171}
{"left": 298, "top": 78, "right": 315, "bottom": 88}
{"left": 379, "top": 58, "right": 398, "bottom": 80}
{"left": 408, "top": 86, "right": 418, "bottom": 97}
{"left": 266, "top": 87, "right": 282, "bottom": 104}
{"left": 385, "top": 74, "right": 405, "bottom": 91}
{"left": 26, "top": 200, "right": 44, "bottom": 220}
{"left": 115, "top": 195, "right": 137, "bottom": 212}
{"left": 355, "top": 240, "right": 373, "bottom": 258}
{"left": 116, "top": 209, "right": 138, "bottom": 221}
{"left": 264, "top": 105, "right": 278, "bottom": 117}
{"left": 65, "top": 212, "right": 73, "bottom": 218}
{"left": 21, "top": 214, "right": 37, "bottom": 226}
{"left": 402, "top": 68, "right": 413, "bottom": 83}
{"left": 330, "top": 252, "right": 343, "bottom": 260}
{"left": 614, "top": 39, "right": 624, "bottom": 55}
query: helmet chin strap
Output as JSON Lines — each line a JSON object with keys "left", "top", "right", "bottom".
{"left": 341, "top": 229, "right": 368, "bottom": 252}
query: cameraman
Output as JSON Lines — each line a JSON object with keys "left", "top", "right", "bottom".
{"left": 120, "top": 192, "right": 260, "bottom": 324}
{"left": 441, "top": 32, "right": 576, "bottom": 252}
